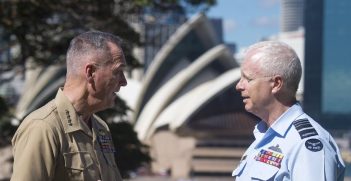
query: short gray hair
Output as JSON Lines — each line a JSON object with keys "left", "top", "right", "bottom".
{"left": 66, "top": 31, "right": 123, "bottom": 76}
{"left": 245, "top": 41, "right": 302, "bottom": 95}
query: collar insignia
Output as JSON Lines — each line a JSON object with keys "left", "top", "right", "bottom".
{"left": 65, "top": 110, "right": 72, "bottom": 126}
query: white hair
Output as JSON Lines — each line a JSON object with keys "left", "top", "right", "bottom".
{"left": 245, "top": 41, "right": 302, "bottom": 96}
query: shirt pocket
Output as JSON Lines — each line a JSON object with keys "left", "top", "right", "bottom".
{"left": 63, "top": 151, "right": 94, "bottom": 180}
{"left": 251, "top": 161, "right": 279, "bottom": 180}
{"left": 103, "top": 152, "right": 118, "bottom": 167}
{"left": 232, "top": 159, "right": 247, "bottom": 177}
{"left": 100, "top": 152, "right": 122, "bottom": 181}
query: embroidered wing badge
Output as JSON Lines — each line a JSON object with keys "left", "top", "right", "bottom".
{"left": 305, "top": 138, "right": 323, "bottom": 152}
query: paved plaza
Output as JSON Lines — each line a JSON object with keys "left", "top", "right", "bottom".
{"left": 128, "top": 176, "right": 233, "bottom": 181}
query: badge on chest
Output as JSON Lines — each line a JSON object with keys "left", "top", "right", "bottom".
{"left": 254, "top": 145, "right": 284, "bottom": 168}
{"left": 97, "top": 129, "right": 116, "bottom": 153}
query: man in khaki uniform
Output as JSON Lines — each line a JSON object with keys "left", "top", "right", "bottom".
{"left": 11, "top": 31, "right": 127, "bottom": 181}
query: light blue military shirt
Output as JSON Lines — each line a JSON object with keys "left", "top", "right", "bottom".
{"left": 233, "top": 103, "right": 345, "bottom": 181}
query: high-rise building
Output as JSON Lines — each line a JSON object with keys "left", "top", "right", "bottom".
{"left": 281, "top": 0, "right": 304, "bottom": 32}
{"left": 304, "top": 0, "right": 351, "bottom": 129}
{"left": 134, "top": 12, "right": 227, "bottom": 72}
{"left": 142, "top": 11, "right": 187, "bottom": 71}
{"left": 128, "top": 10, "right": 232, "bottom": 81}
{"left": 210, "top": 18, "right": 224, "bottom": 43}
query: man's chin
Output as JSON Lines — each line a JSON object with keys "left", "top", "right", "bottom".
{"left": 244, "top": 105, "right": 252, "bottom": 112}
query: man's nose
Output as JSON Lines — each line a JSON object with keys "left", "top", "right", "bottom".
{"left": 235, "top": 79, "right": 243, "bottom": 91}
{"left": 120, "top": 73, "right": 127, "bottom": 87}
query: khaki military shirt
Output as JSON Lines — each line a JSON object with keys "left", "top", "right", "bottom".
{"left": 11, "top": 89, "right": 123, "bottom": 181}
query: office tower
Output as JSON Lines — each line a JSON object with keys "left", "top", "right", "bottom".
{"left": 281, "top": 0, "right": 304, "bottom": 32}
{"left": 304, "top": 0, "right": 351, "bottom": 128}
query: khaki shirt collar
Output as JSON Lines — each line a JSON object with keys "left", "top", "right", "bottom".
{"left": 55, "top": 88, "right": 92, "bottom": 137}
{"left": 92, "top": 116, "right": 107, "bottom": 134}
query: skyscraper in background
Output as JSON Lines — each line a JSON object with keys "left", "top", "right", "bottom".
{"left": 141, "top": 9, "right": 187, "bottom": 71}
{"left": 280, "top": 0, "right": 304, "bottom": 32}
{"left": 130, "top": 10, "right": 230, "bottom": 76}
{"left": 304, "top": 0, "right": 351, "bottom": 129}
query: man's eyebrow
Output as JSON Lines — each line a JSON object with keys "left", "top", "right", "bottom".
{"left": 114, "top": 63, "right": 127, "bottom": 71}
{"left": 241, "top": 71, "right": 250, "bottom": 79}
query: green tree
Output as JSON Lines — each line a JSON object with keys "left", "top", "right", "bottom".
{"left": 0, "top": 0, "right": 142, "bottom": 68}
{"left": 0, "top": 96, "right": 16, "bottom": 147}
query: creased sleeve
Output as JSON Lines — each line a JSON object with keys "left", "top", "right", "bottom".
{"left": 11, "top": 120, "right": 59, "bottom": 181}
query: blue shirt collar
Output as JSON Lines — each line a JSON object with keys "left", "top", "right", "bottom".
{"left": 253, "top": 103, "right": 305, "bottom": 138}
{"left": 270, "top": 103, "right": 305, "bottom": 137}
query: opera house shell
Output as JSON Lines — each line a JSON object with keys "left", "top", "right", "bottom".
{"left": 133, "top": 13, "right": 257, "bottom": 177}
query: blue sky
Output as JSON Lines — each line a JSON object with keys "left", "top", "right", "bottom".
{"left": 206, "top": 0, "right": 281, "bottom": 49}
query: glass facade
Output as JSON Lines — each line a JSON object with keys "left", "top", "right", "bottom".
{"left": 304, "top": 0, "right": 351, "bottom": 129}
{"left": 322, "top": 0, "right": 351, "bottom": 114}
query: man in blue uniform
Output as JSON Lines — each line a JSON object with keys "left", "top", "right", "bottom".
{"left": 233, "top": 41, "right": 345, "bottom": 180}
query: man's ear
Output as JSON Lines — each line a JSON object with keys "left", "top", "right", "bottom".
{"left": 272, "top": 75, "right": 283, "bottom": 94}
{"left": 85, "top": 63, "right": 95, "bottom": 83}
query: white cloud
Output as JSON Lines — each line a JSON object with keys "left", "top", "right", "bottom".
{"left": 260, "top": 0, "right": 280, "bottom": 8}
{"left": 251, "top": 16, "right": 278, "bottom": 28}
{"left": 223, "top": 19, "right": 237, "bottom": 33}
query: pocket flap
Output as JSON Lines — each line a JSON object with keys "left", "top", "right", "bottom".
{"left": 63, "top": 151, "right": 93, "bottom": 170}
{"left": 251, "top": 161, "right": 279, "bottom": 180}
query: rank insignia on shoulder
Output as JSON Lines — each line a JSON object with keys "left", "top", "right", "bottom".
{"left": 293, "top": 119, "right": 318, "bottom": 139}
{"left": 305, "top": 138, "right": 323, "bottom": 152}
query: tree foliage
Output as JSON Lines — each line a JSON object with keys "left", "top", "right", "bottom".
{"left": 0, "top": 0, "right": 215, "bottom": 69}
{"left": 0, "top": 96, "right": 16, "bottom": 147}
{"left": 108, "top": 121, "right": 151, "bottom": 178}
{"left": 0, "top": 0, "right": 143, "bottom": 69}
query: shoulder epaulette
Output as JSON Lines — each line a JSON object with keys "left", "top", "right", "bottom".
{"left": 292, "top": 118, "right": 318, "bottom": 139}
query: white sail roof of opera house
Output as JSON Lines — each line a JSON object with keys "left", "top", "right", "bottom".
{"left": 144, "top": 68, "right": 241, "bottom": 141}
{"left": 133, "top": 13, "right": 222, "bottom": 122}
{"left": 134, "top": 44, "right": 237, "bottom": 140}
{"left": 16, "top": 64, "right": 66, "bottom": 119}
{"left": 117, "top": 78, "right": 141, "bottom": 110}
